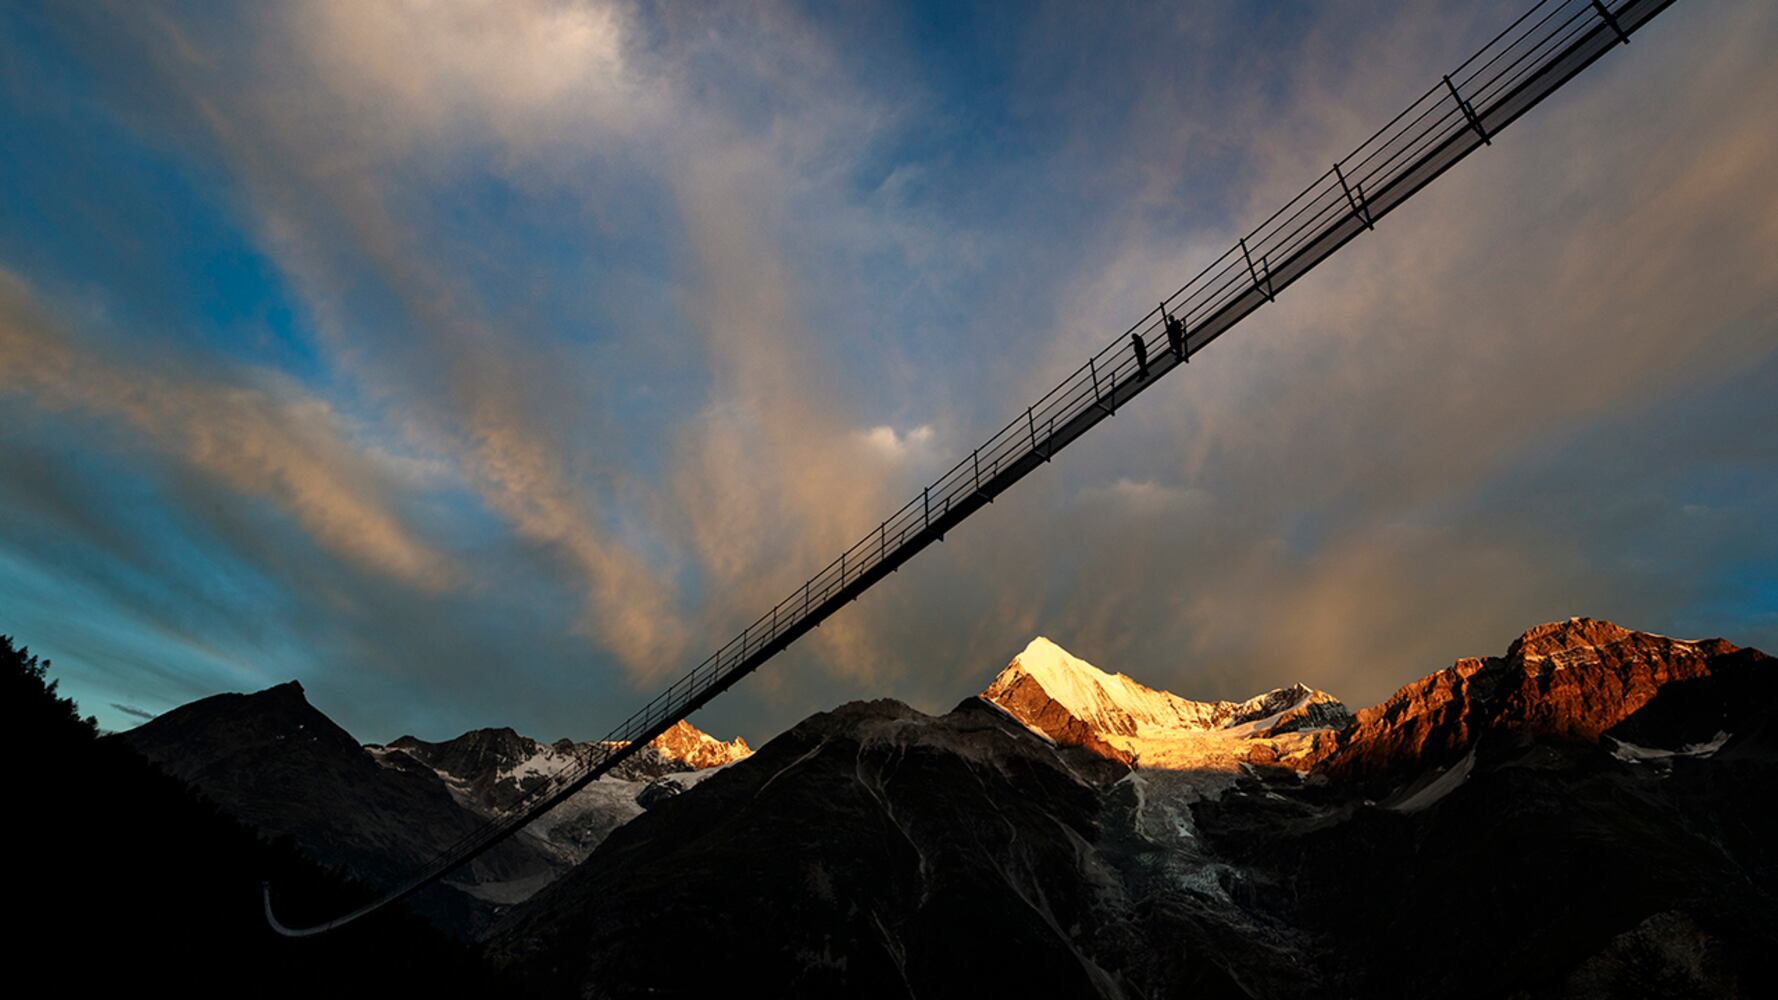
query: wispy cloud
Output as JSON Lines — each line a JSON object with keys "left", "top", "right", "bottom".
{"left": 0, "top": 271, "right": 455, "bottom": 589}
{"left": 1, "top": 0, "right": 1773, "bottom": 743}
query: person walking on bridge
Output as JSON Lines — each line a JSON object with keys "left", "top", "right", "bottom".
{"left": 1131, "top": 331, "right": 1149, "bottom": 380}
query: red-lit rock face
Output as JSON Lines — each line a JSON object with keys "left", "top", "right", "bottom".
{"left": 983, "top": 666, "right": 1139, "bottom": 765}
{"left": 1318, "top": 617, "right": 1736, "bottom": 784}
{"left": 1494, "top": 619, "right": 1731, "bottom": 739}
{"left": 978, "top": 621, "right": 1747, "bottom": 787}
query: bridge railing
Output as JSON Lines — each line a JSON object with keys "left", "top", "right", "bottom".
{"left": 441, "top": 0, "right": 1648, "bottom": 863}
{"left": 270, "top": 0, "right": 1673, "bottom": 934}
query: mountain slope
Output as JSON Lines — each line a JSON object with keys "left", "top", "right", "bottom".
{"left": 983, "top": 635, "right": 1350, "bottom": 770}
{"left": 376, "top": 719, "right": 751, "bottom": 881}
{"left": 1317, "top": 617, "right": 1746, "bottom": 787}
{"left": 1194, "top": 640, "right": 1778, "bottom": 997}
{"left": 487, "top": 620, "right": 1776, "bottom": 999}
{"left": 122, "top": 681, "right": 749, "bottom": 932}
{"left": 486, "top": 697, "right": 1149, "bottom": 999}
{"left": 6, "top": 636, "right": 518, "bottom": 997}
{"left": 120, "top": 682, "right": 555, "bottom": 886}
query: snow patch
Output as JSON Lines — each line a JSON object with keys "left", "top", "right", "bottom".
{"left": 1389, "top": 748, "right": 1476, "bottom": 813}
{"left": 999, "top": 637, "right": 1235, "bottom": 735}
{"left": 1609, "top": 731, "right": 1731, "bottom": 763}
{"left": 500, "top": 745, "right": 578, "bottom": 783}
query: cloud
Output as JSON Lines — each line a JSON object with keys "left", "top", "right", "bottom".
{"left": 860, "top": 424, "right": 935, "bottom": 459}
{"left": 949, "top": 0, "right": 1778, "bottom": 706}
{"left": 3, "top": 0, "right": 1773, "bottom": 748}
{"left": 682, "top": 0, "right": 1778, "bottom": 718}
{"left": 0, "top": 271, "right": 456, "bottom": 590}
{"left": 72, "top": 0, "right": 702, "bottom": 678}
{"left": 1077, "top": 478, "right": 1207, "bottom": 518}
{"left": 665, "top": 152, "right": 911, "bottom": 634}
{"left": 287, "top": 0, "right": 641, "bottom": 153}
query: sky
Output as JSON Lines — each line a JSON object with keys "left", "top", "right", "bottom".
{"left": 1, "top": 0, "right": 1774, "bottom": 746}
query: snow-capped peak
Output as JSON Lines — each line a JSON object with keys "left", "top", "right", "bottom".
{"left": 983, "top": 636, "right": 1349, "bottom": 771}
{"left": 989, "top": 637, "right": 1219, "bottom": 736}
{"left": 649, "top": 719, "right": 752, "bottom": 769}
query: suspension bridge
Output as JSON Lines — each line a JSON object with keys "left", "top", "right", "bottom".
{"left": 267, "top": 0, "right": 1682, "bottom": 935}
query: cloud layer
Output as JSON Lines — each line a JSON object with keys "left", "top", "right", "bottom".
{"left": 1, "top": 0, "right": 1773, "bottom": 744}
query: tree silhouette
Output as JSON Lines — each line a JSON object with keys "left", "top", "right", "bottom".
{"left": 1, "top": 633, "right": 98, "bottom": 745}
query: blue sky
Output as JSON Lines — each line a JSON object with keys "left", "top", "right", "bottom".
{"left": 2, "top": 0, "right": 1774, "bottom": 745}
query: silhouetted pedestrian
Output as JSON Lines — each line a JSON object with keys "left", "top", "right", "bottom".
{"left": 1166, "top": 313, "right": 1186, "bottom": 360}
{"left": 1131, "top": 331, "right": 1148, "bottom": 379}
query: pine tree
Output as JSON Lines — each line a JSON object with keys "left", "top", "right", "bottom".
{"left": 2, "top": 633, "right": 99, "bottom": 741}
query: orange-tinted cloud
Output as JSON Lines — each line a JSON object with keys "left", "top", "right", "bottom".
{"left": 0, "top": 271, "right": 455, "bottom": 589}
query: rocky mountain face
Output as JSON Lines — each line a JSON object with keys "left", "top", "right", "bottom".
{"left": 485, "top": 619, "right": 1777, "bottom": 999}
{"left": 488, "top": 697, "right": 1139, "bottom": 998}
{"left": 371, "top": 718, "right": 751, "bottom": 889}
{"left": 982, "top": 635, "right": 1351, "bottom": 770}
{"left": 119, "top": 685, "right": 748, "bottom": 934}
{"left": 648, "top": 719, "right": 754, "bottom": 769}
{"left": 1317, "top": 618, "right": 1739, "bottom": 788}
{"left": 120, "top": 680, "right": 555, "bottom": 934}
{"left": 382, "top": 719, "right": 751, "bottom": 816}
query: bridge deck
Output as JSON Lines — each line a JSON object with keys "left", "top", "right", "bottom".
{"left": 267, "top": 0, "right": 1682, "bottom": 935}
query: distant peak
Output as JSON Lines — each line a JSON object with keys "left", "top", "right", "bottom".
{"left": 1508, "top": 617, "right": 1635, "bottom": 659}
{"left": 649, "top": 719, "right": 752, "bottom": 769}
{"left": 988, "top": 638, "right": 1139, "bottom": 723}
{"left": 1000, "top": 635, "right": 1102, "bottom": 678}
{"left": 252, "top": 680, "right": 317, "bottom": 714}
{"left": 983, "top": 636, "right": 1352, "bottom": 769}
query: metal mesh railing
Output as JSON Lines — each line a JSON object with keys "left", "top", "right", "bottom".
{"left": 267, "top": 0, "right": 1676, "bottom": 935}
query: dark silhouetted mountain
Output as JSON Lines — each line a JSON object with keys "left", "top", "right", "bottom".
{"left": 119, "top": 679, "right": 557, "bottom": 935}
{"left": 487, "top": 697, "right": 1142, "bottom": 998}
{"left": 4, "top": 634, "right": 523, "bottom": 999}
{"left": 120, "top": 680, "right": 749, "bottom": 934}
{"left": 484, "top": 619, "right": 1776, "bottom": 999}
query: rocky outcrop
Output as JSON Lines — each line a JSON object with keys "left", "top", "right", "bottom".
{"left": 1494, "top": 619, "right": 1732, "bottom": 739}
{"left": 1318, "top": 617, "right": 1739, "bottom": 784}
{"left": 983, "top": 665, "right": 1139, "bottom": 764}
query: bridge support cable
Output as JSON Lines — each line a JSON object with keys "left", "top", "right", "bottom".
{"left": 266, "top": 0, "right": 1680, "bottom": 936}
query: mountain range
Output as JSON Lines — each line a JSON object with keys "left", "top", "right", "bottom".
{"left": 121, "top": 685, "right": 749, "bottom": 934}
{"left": 116, "top": 617, "right": 1776, "bottom": 997}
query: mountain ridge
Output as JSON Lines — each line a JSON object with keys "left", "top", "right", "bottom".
{"left": 109, "top": 615, "right": 1776, "bottom": 996}
{"left": 121, "top": 684, "right": 750, "bottom": 933}
{"left": 981, "top": 619, "right": 1750, "bottom": 786}
{"left": 982, "top": 634, "right": 1352, "bottom": 770}
{"left": 484, "top": 616, "right": 1775, "bottom": 998}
